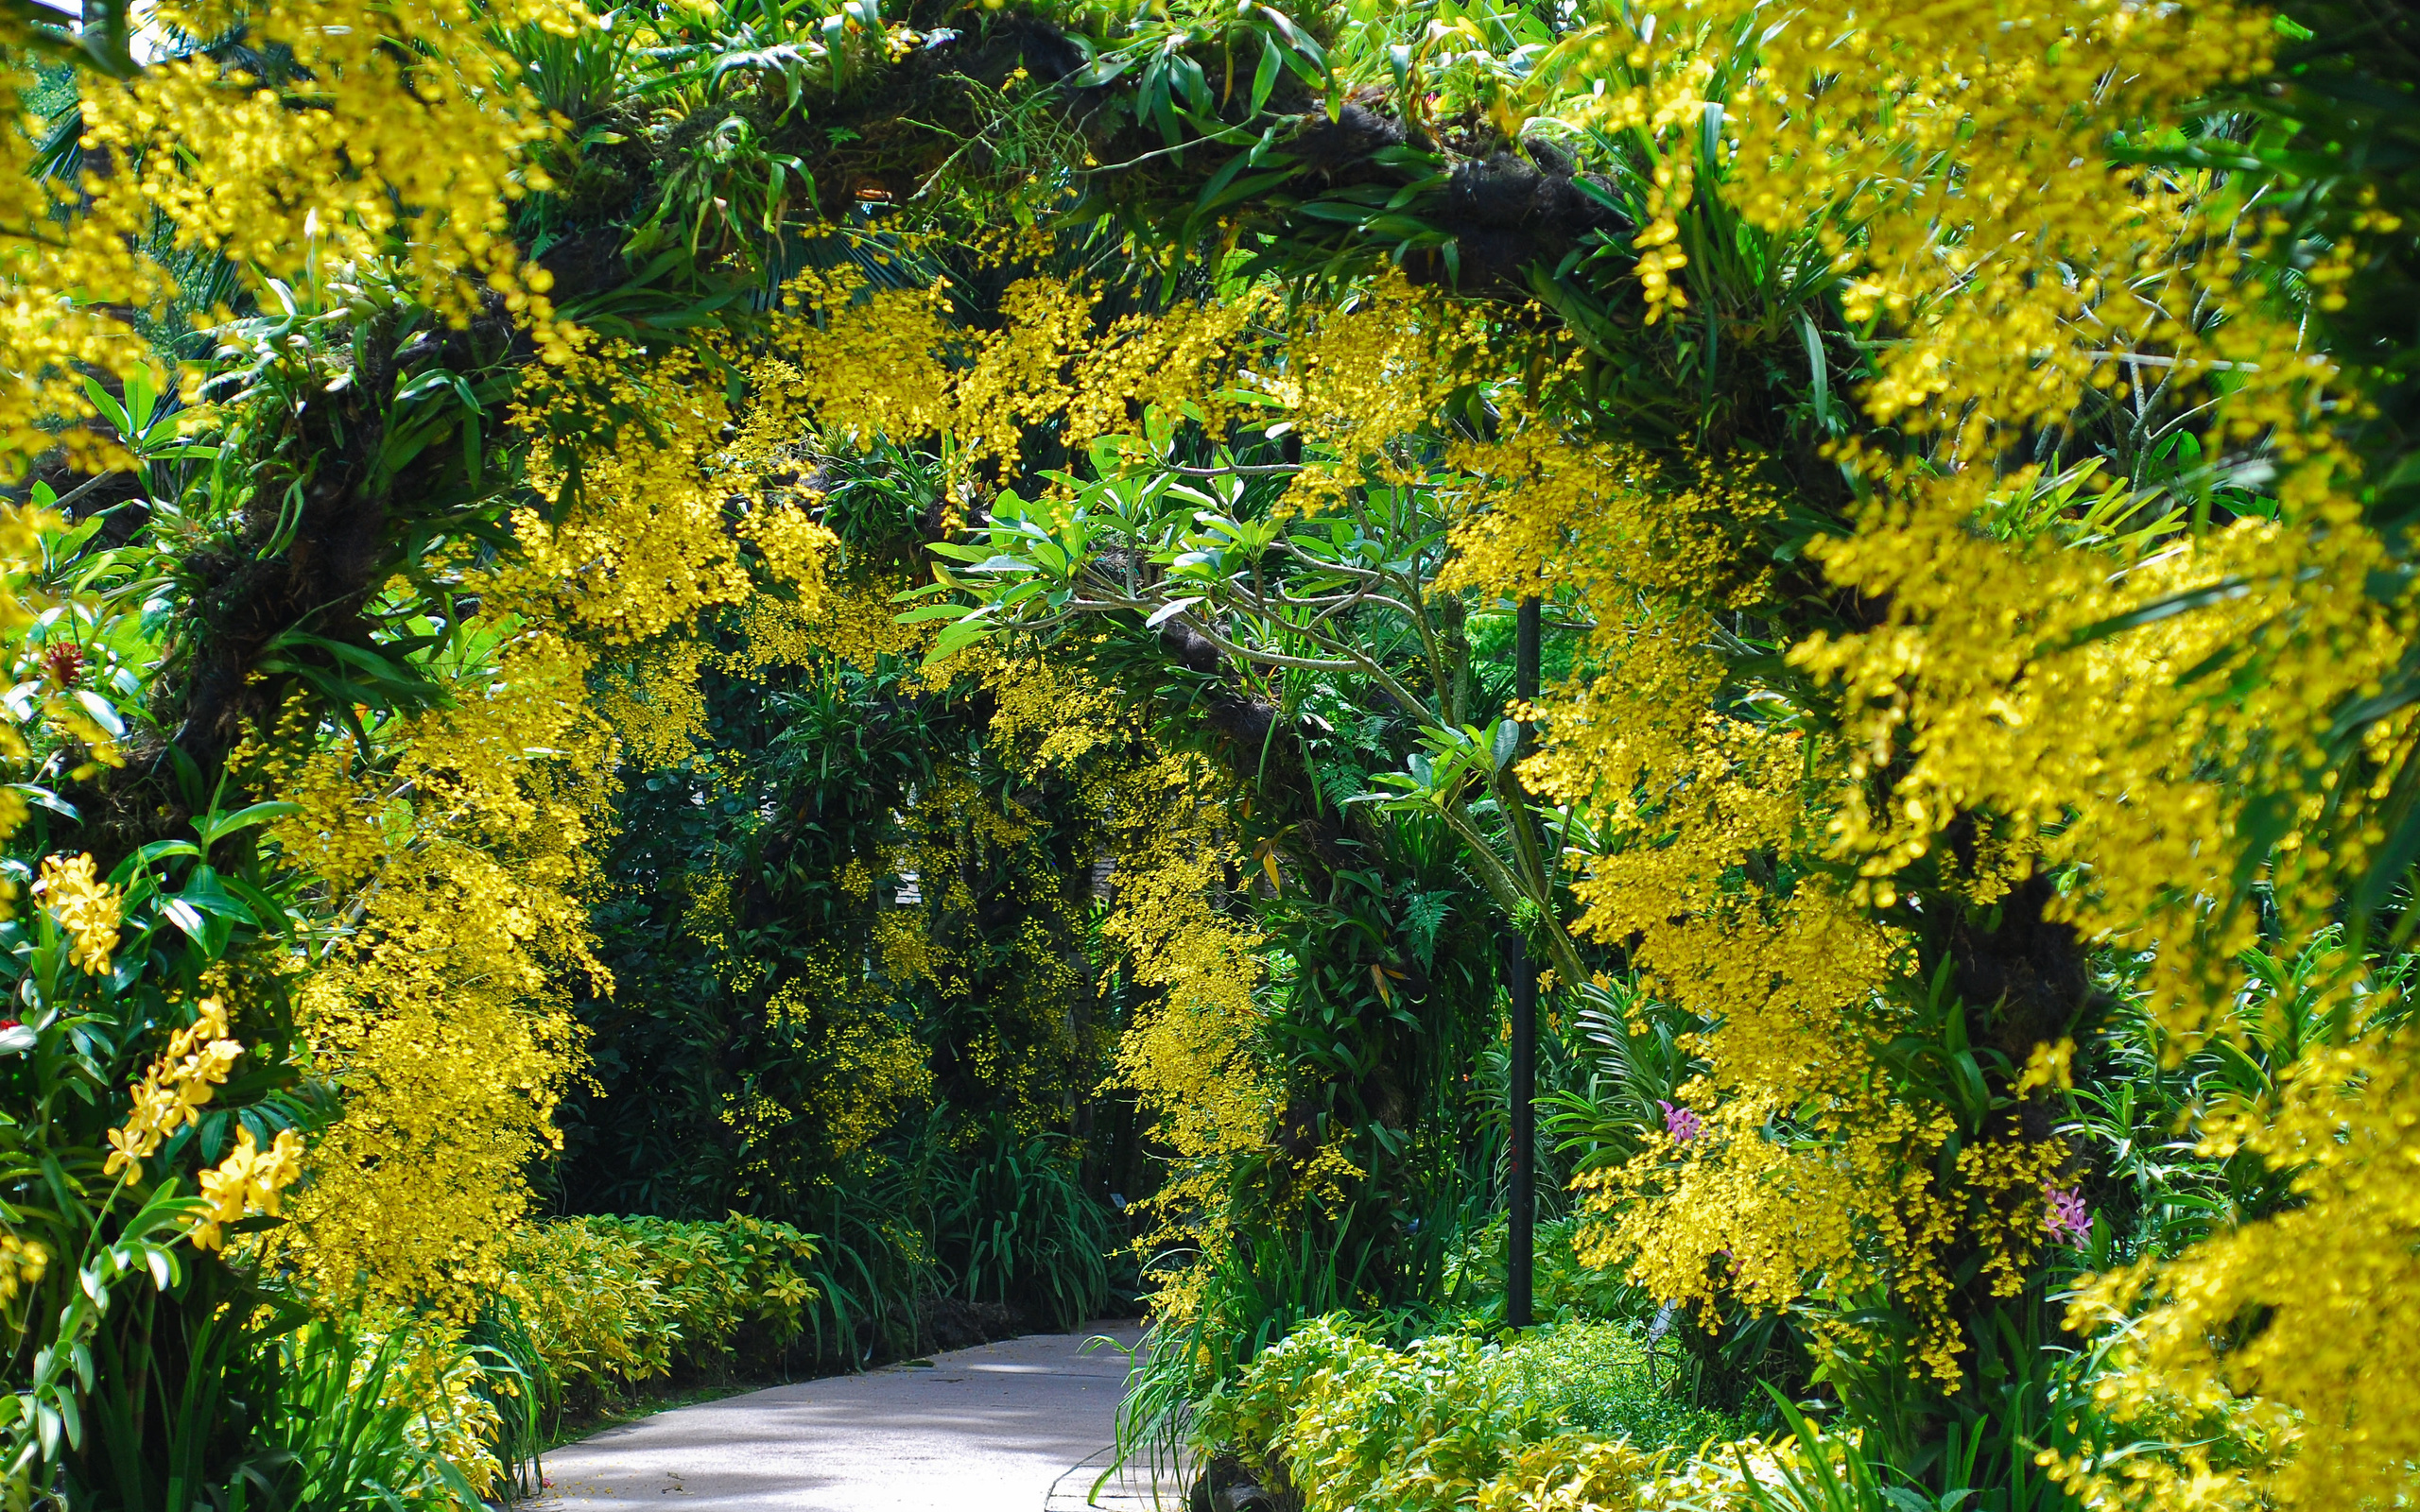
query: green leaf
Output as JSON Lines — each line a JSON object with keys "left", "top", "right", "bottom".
{"left": 1491, "top": 719, "right": 1519, "bottom": 772}
{"left": 196, "top": 800, "right": 302, "bottom": 848}
{"left": 893, "top": 601, "right": 975, "bottom": 624}
{"left": 218, "top": 875, "right": 298, "bottom": 934}
{"left": 928, "top": 541, "right": 1000, "bottom": 563}
{"left": 109, "top": 840, "right": 200, "bottom": 888}
{"left": 925, "top": 618, "right": 996, "bottom": 666}
{"left": 9, "top": 785, "right": 78, "bottom": 821}
{"left": 1069, "top": 53, "right": 1137, "bottom": 89}
{"left": 1251, "top": 32, "right": 1282, "bottom": 114}
{"left": 172, "top": 866, "right": 252, "bottom": 920}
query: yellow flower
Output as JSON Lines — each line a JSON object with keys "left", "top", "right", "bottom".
{"left": 0, "top": 1234, "right": 47, "bottom": 1303}
{"left": 191, "top": 1126, "right": 307, "bottom": 1251}
{"left": 101, "top": 999, "right": 243, "bottom": 1177}
{"left": 34, "top": 853, "right": 121, "bottom": 976}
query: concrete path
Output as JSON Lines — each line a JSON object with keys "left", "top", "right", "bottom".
{"left": 532, "top": 1325, "right": 1190, "bottom": 1511}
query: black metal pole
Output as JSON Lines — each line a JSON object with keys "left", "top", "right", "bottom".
{"left": 1508, "top": 594, "right": 1540, "bottom": 1329}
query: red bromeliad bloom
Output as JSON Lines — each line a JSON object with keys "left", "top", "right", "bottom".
{"left": 41, "top": 642, "right": 83, "bottom": 690}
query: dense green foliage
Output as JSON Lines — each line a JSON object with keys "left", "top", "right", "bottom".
{"left": 1200, "top": 1316, "right": 1742, "bottom": 1512}
{"left": 9, "top": 0, "right": 2420, "bottom": 1506}
{"left": 495, "top": 1215, "right": 823, "bottom": 1418}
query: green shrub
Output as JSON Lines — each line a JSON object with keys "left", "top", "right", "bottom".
{"left": 938, "top": 1123, "right": 1112, "bottom": 1332}
{"left": 494, "top": 1214, "right": 821, "bottom": 1418}
{"left": 1510, "top": 1320, "right": 1743, "bottom": 1452}
{"left": 1472, "top": 1435, "right": 1678, "bottom": 1512}
{"left": 1206, "top": 1319, "right": 1545, "bottom": 1512}
{"left": 1199, "top": 1315, "right": 1750, "bottom": 1512}
{"left": 1443, "top": 1215, "right": 1656, "bottom": 1328}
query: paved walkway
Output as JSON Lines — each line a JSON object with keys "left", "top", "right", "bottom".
{"left": 533, "top": 1326, "right": 1190, "bottom": 1511}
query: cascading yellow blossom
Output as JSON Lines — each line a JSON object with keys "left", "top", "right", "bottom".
{"left": 1415, "top": 2, "right": 2420, "bottom": 1495}
{"left": 7, "top": 0, "right": 2400, "bottom": 1495}
{"left": 0, "top": 0, "right": 585, "bottom": 478}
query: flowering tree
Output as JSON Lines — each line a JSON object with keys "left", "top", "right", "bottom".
{"left": 4, "top": 0, "right": 2419, "bottom": 1506}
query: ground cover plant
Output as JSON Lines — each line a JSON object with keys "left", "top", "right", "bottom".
{"left": 4, "top": 0, "right": 2420, "bottom": 1507}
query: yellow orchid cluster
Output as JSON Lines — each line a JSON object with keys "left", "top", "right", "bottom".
{"left": 2049, "top": 1024, "right": 2420, "bottom": 1510}
{"left": 9, "top": 0, "right": 2395, "bottom": 1491}
{"left": 0, "top": 502, "right": 49, "bottom": 662}
{"left": 0, "top": 0, "right": 583, "bottom": 480}
{"left": 34, "top": 852, "right": 122, "bottom": 976}
{"left": 1409, "top": 0, "right": 2419, "bottom": 1494}
{"left": 191, "top": 1125, "right": 306, "bottom": 1252}
{"left": 253, "top": 670, "right": 603, "bottom": 1312}
{"left": 442, "top": 44, "right": 2414, "bottom": 1486}
{"left": 1098, "top": 748, "right": 1294, "bottom": 1305}
{"left": 102, "top": 998, "right": 241, "bottom": 1177}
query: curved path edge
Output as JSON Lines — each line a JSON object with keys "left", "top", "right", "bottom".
{"left": 1045, "top": 1444, "right": 1195, "bottom": 1512}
